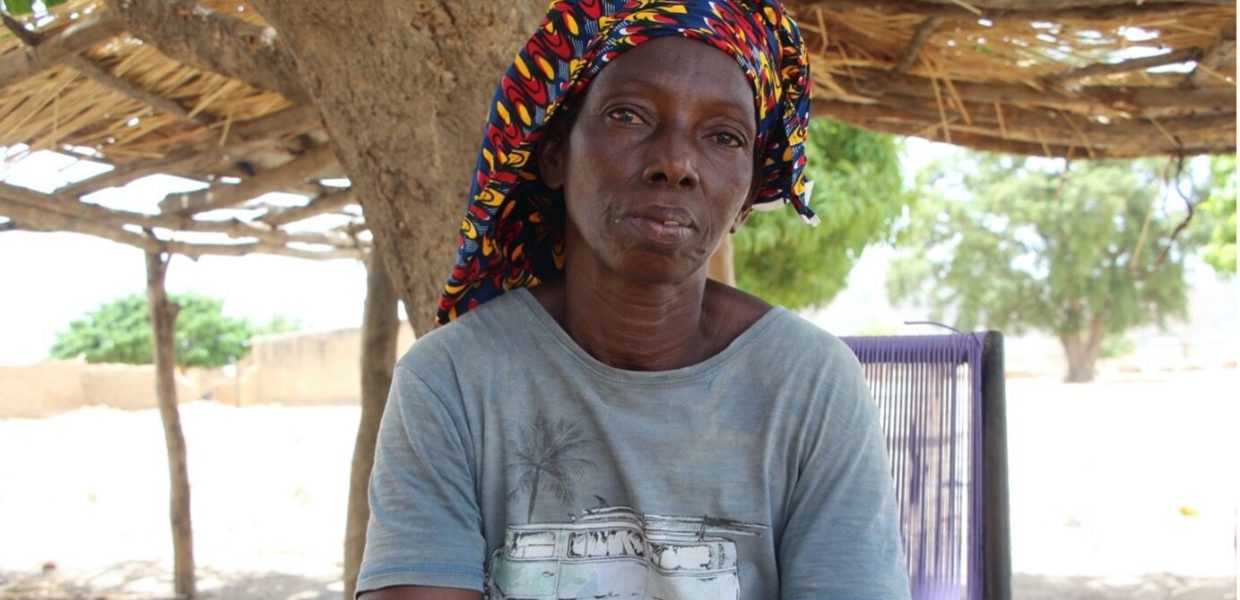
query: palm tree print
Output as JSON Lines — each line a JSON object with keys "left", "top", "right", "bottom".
{"left": 509, "top": 413, "right": 595, "bottom": 523}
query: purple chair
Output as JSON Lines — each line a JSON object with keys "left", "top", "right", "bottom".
{"left": 841, "top": 332, "right": 1011, "bottom": 600}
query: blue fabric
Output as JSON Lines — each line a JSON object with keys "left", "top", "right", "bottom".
{"left": 358, "top": 289, "right": 911, "bottom": 599}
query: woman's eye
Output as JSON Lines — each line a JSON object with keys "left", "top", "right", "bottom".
{"left": 712, "top": 132, "right": 744, "bottom": 147}
{"left": 607, "top": 108, "right": 645, "bottom": 124}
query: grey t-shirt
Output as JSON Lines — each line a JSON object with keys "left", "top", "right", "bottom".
{"left": 358, "top": 288, "right": 910, "bottom": 600}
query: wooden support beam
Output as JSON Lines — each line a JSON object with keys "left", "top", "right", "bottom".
{"left": 896, "top": 17, "right": 943, "bottom": 73}
{"left": 0, "top": 187, "right": 157, "bottom": 251}
{"left": 0, "top": 193, "right": 362, "bottom": 259}
{"left": 1043, "top": 47, "right": 1204, "bottom": 86}
{"left": 0, "top": 12, "right": 126, "bottom": 86}
{"left": 259, "top": 188, "right": 355, "bottom": 226}
{"left": 3, "top": 12, "right": 209, "bottom": 126}
{"left": 57, "top": 105, "right": 320, "bottom": 197}
{"left": 162, "top": 239, "right": 362, "bottom": 260}
{"left": 1184, "top": 21, "right": 1236, "bottom": 88}
{"left": 827, "top": 67, "right": 1236, "bottom": 115}
{"left": 1, "top": 181, "right": 358, "bottom": 250}
{"left": 159, "top": 144, "right": 338, "bottom": 215}
{"left": 793, "top": 0, "right": 1232, "bottom": 21}
{"left": 65, "top": 56, "right": 212, "bottom": 125}
{"left": 813, "top": 98, "right": 1235, "bottom": 156}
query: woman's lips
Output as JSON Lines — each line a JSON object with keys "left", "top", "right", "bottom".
{"left": 623, "top": 214, "right": 693, "bottom": 243}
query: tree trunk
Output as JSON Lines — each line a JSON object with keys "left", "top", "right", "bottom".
{"left": 247, "top": 1, "right": 547, "bottom": 333}
{"left": 343, "top": 247, "right": 401, "bottom": 599}
{"left": 144, "top": 249, "right": 195, "bottom": 599}
{"left": 1058, "top": 318, "right": 1105, "bottom": 383}
{"left": 708, "top": 236, "right": 736, "bottom": 285}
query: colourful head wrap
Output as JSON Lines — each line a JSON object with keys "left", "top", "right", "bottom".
{"left": 437, "top": 0, "right": 813, "bottom": 324}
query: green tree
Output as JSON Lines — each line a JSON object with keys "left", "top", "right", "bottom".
{"left": 49, "top": 293, "right": 297, "bottom": 368}
{"left": 1196, "top": 154, "right": 1236, "bottom": 276}
{"left": 733, "top": 118, "right": 907, "bottom": 309}
{"left": 889, "top": 152, "right": 1201, "bottom": 383}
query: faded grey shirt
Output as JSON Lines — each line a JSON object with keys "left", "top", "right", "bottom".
{"left": 357, "top": 288, "right": 910, "bottom": 600}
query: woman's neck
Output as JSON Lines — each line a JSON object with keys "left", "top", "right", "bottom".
{"left": 530, "top": 266, "right": 770, "bottom": 371}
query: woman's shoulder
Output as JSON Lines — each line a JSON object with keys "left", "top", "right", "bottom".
{"left": 397, "top": 289, "right": 537, "bottom": 372}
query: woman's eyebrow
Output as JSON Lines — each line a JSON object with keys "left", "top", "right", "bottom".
{"left": 602, "top": 79, "right": 755, "bottom": 127}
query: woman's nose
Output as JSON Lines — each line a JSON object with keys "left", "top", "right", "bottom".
{"left": 642, "top": 126, "right": 699, "bottom": 190}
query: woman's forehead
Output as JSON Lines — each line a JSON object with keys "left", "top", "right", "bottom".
{"left": 583, "top": 37, "right": 756, "bottom": 121}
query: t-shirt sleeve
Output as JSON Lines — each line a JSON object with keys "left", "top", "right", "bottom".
{"left": 355, "top": 362, "right": 486, "bottom": 596}
{"left": 778, "top": 351, "right": 912, "bottom": 600}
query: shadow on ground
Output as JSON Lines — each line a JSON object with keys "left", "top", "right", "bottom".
{"left": 0, "top": 561, "right": 338, "bottom": 600}
{"left": 1015, "top": 572, "right": 1237, "bottom": 600}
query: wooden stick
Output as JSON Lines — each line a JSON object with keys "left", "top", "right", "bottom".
{"left": 0, "top": 191, "right": 362, "bottom": 260}
{"left": 0, "top": 12, "right": 126, "bottom": 86}
{"left": 796, "top": 0, "right": 1232, "bottom": 22}
{"left": 57, "top": 105, "right": 319, "bottom": 197}
{"left": 895, "top": 17, "right": 943, "bottom": 73}
{"left": 159, "top": 144, "right": 338, "bottom": 215}
{"left": 1057, "top": 110, "right": 1096, "bottom": 158}
{"left": 65, "top": 55, "right": 213, "bottom": 125}
{"left": 1043, "top": 47, "right": 1204, "bottom": 86}
{"left": 831, "top": 66, "right": 1235, "bottom": 115}
{"left": 260, "top": 189, "right": 356, "bottom": 226}
{"left": 1, "top": 181, "right": 354, "bottom": 247}
{"left": 1184, "top": 21, "right": 1236, "bottom": 88}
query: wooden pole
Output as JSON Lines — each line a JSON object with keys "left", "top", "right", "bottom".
{"left": 144, "top": 248, "right": 196, "bottom": 599}
{"left": 343, "top": 245, "right": 400, "bottom": 599}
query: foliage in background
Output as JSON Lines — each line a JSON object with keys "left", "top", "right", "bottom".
{"left": 733, "top": 119, "right": 907, "bottom": 309}
{"left": 888, "top": 153, "right": 1204, "bottom": 382}
{"left": 1196, "top": 154, "right": 1236, "bottom": 276}
{"left": 49, "top": 293, "right": 300, "bottom": 368}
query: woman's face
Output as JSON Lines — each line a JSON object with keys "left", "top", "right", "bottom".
{"left": 541, "top": 36, "right": 758, "bottom": 285}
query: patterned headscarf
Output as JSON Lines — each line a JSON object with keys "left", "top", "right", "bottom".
{"left": 437, "top": 0, "right": 813, "bottom": 324}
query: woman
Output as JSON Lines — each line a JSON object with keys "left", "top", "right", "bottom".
{"left": 358, "top": 2, "right": 910, "bottom": 599}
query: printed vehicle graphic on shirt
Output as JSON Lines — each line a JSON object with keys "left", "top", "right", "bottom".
{"left": 483, "top": 505, "right": 767, "bottom": 600}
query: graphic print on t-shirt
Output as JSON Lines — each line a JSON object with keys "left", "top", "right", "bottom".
{"left": 484, "top": 505, "right": 768, "bottom": 600}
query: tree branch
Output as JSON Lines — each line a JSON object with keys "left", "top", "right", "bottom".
{"left": 103, "top": 0, "right": 310, "bottom": 103}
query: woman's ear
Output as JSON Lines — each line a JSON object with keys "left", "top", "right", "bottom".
{"left": 538, "top": 123, "right": 567, "bottom": 190}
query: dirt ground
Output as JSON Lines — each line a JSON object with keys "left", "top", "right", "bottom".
{"left": 1, "top": 369, "right": 1236, "bottom": 600}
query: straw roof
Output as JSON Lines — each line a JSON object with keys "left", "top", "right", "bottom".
{"left": 0, "top": 0, "right": 357, "bottom": 260}
{"left": 786, "top": 0, "right": 1236, "bottom": 159}
{"left": 0, "top": 0, "right": 1234, "bottom": 259}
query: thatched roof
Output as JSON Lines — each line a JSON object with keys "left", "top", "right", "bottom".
{"left": 0, "top": 0, "right": 356, "bottom": 260}
{"left": 787, "top": 0, "right": 1236, "bottom": 158}
{"left": 0, "top": 0, "right": 1234, "bottom": 259}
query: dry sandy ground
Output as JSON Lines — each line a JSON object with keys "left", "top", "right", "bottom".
{"left": 1, "top": 369, "right": 1236, "bottom": 600}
